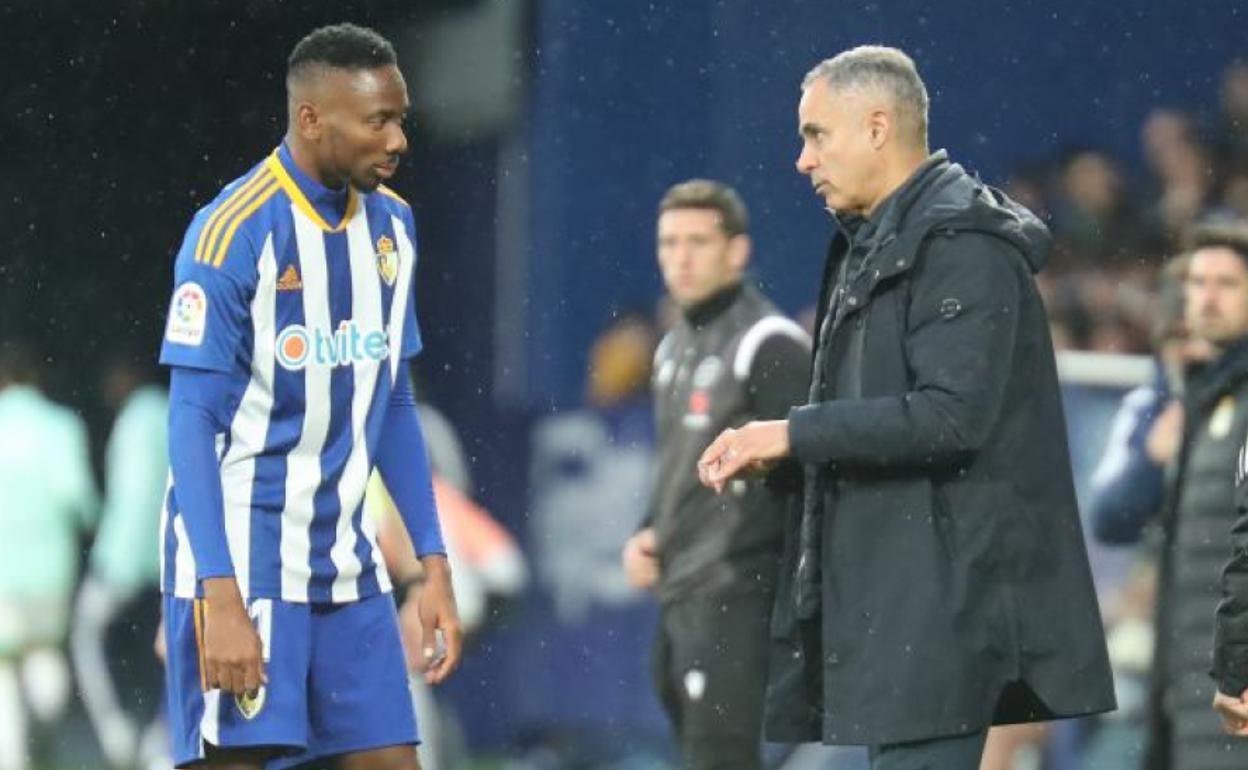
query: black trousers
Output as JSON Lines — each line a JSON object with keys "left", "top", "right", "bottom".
{"left": 868, "top": 727, "right": 989, "bottom": 770}
{"left": 652, "top": 589, "right": 773, "bottom": 770}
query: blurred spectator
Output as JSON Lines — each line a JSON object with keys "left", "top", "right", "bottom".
{"left": 0, "top": 341, "right": 97, "bottom": 770}
{"left": 518, "top": 314, "right": 669, "bottom": 755}
{"left": 1214, "top": 60, "right": 1248, "bottom": 175}
{"left": 1141, "top": 109, "right": 1218, "bottom": 246}
{"left": 1089, "top": 254, "right": 1214, "bottom": 544}
{"left": 1217, "top": 169, "right": 1248, "bottom": 222}
{"left": 70, "top": 356, "right": 170, "bottom": 770}
{"left": 531, "top": 313, "right": 659, "bottom": 621}
{"left": 586, "top": 313, "right": 658, "bottom": 409}
{"left": 1050, "top": 148, "right": 1155, "bottom": 270}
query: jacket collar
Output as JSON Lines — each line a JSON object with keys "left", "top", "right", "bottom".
{"left": 682, "top": 282, "right": 744, "bottom": 328}
{"left": 1188, "top": 336, "right": 1248, "bottom": 412}
{"left": 826, "top": 151, "right": 967, "bottom": 285}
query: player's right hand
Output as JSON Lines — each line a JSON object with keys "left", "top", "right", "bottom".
{"left": 201, "top": 577, "right": 266, "bottom": 697}
{"left": 622, "top": 528, "right": 659, "bottom": 590}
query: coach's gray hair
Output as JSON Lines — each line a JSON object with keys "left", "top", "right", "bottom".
{"left": 802, "top": 46, "right": 930, "bottom": 148}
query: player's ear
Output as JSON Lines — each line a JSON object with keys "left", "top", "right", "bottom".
{"left": 293, "top": 101, "right": 323, "bottom": 141}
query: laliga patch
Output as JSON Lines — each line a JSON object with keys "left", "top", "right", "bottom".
{"left": 235, "top": 686, "right": 266, "bottom": 720}
{"left": 375, "top": 235, "right": 398, "bottom": 287}
{"left": 165, "top": 282, "right": 207, "bottom": 346}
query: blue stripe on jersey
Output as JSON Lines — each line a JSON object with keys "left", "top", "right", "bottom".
{"left": 163, "top": 486, "right": 179, "bottom": 594}
{"left": 250, "top": 218, "right": 306, "bottom": 597}
{"left": 370, "top": 201, "right": 402, "bottom": 347}
{"left": 350, "top": 201, "right": 405, "bottom": 596}
{"left": 307, "top": 228, "right": 356, "bottom": 602}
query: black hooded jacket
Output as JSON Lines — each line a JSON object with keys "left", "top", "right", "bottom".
{"left": 765, "top": 152, "right": 1117, "bottom": 745}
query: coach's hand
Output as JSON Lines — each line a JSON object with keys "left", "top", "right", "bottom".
{"left": 417, "top": 555, "right": 463, "bottom": 685}
{"left": 201, "top": 577, "right": 266, "bottom": 697}
{"left": 697, "top": 420, "right": 790, "bottom": 493}
{"left": 1214, "top": 689, "right": 1248, "bottom": 736}
{"left": 622, "top": 527, "right": 659, "bottom": 590}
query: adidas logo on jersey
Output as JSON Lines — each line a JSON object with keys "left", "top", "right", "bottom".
{"left": 276, "top": 264, "right": 303, "bottom": 292}
{"left": 275, "top": 321, "right": 389, "bottom": 371}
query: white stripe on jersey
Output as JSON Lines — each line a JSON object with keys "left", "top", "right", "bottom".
{"left": 172, "top": 514, "right": 197, "bottom": 597}
{"left": 218, "top": 235, "right": 278, "bottom": 599}
{"left": 328, "top": 213, "right": 387, "bottom": 601}
{"left": 280, "top": 213, "right": 335, "bottom": 602}
{"left": 389, "top": 213, "right": 416, "bottom": 384}
{"left": 159, "top": 472, "right": 172, "bottom": 591}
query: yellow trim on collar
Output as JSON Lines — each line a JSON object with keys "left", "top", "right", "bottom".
{"left": 264, "top": 151, "right": 358, "bottom": 232}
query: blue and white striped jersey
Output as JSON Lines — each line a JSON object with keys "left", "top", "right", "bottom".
{"left": 159, "top": 144, "right": 423, "bottom": 604}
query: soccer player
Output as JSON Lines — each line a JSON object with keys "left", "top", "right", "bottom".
{"left": 158, "top": 24, "right": 460, "bottom": 770}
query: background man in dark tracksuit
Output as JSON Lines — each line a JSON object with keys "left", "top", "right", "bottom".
{"left": 698, "top": 46, "right": 1115, "bottom": 769}
{"left": 1183, "top": 228, "right": 1248, "bottom": 758}
{"left": 1091, "top": 226, "right": 1248, "bottom": 769}
{"left": 621, "top": 180, "right": 810, "bottom": 770}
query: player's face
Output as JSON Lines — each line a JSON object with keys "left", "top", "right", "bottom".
{"left": 1185, "top": 247, "right": 1248, "bottom": 346}
{"left": 320, "top": 65, "right": 410, "bottom": 191}
{"left": 795, "top": 83, "right": 880, "bottom": 216}
{"left": 656, "top": 208, "right": 747, "bottom": 309}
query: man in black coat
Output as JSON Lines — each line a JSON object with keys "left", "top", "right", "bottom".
{"left": 697, "top": 45, "right": 1116, "bottom": 768}
{"left": 623, "top": 180, "right": 810, "bottom": 770}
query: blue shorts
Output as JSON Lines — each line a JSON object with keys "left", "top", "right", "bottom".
{"left": 163, "top": 591, "right": 418, "bottom": 769}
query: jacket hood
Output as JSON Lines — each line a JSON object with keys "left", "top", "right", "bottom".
{"left": 878, "top": 152, "right": 1054, "bottom": 275}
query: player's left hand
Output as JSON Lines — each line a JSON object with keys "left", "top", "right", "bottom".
{"left": 697, "top": 420, "right": 791, "bottom": 493}
{"left": 416, "top": 555, "right": 462, "bottom": 685}
{"left": 1213, "top": 689, "right": 1248, "bottom": 736}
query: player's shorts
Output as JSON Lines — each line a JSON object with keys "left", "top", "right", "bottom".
{"left": 163, "top": 590, "right": 417, "bottom": 769}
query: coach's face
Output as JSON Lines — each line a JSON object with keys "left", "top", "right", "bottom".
{"left": 795, "top": 83, "right": 881, "bottom": 216}
{"left": 656, "top": 208, "right": 748, "bottom": 309}
{"left": 1186, "top": 246, "right": 1248, "bottom": 346}
{"left": 317, "top": 65, "right": 410, "bottom": 191}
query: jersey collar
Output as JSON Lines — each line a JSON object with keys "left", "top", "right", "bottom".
{"left": 267, "top": 144, "right": 359, "bottom": 232}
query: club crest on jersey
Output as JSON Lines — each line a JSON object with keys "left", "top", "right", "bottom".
{"left": 691, "top": 356, "right": 724, "bottom": 389}
{"left": 276, "top": 321, "right": 390, "bottom": 371}
{"left": 235, "top": 686, "right": 266, "bottom": 720}
{"left": 375, "top": 235, "right": 398, "bottom": 287}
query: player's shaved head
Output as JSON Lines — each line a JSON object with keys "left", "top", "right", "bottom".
{"left": 287, "top": 23, "right": 397, "bottom": 96}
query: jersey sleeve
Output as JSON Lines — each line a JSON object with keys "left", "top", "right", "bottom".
{"left": 159, "top": 208, "right": 258, "bottom": 373}
{"left": 396, "top": 206, "right": 423, "bottom": 360}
